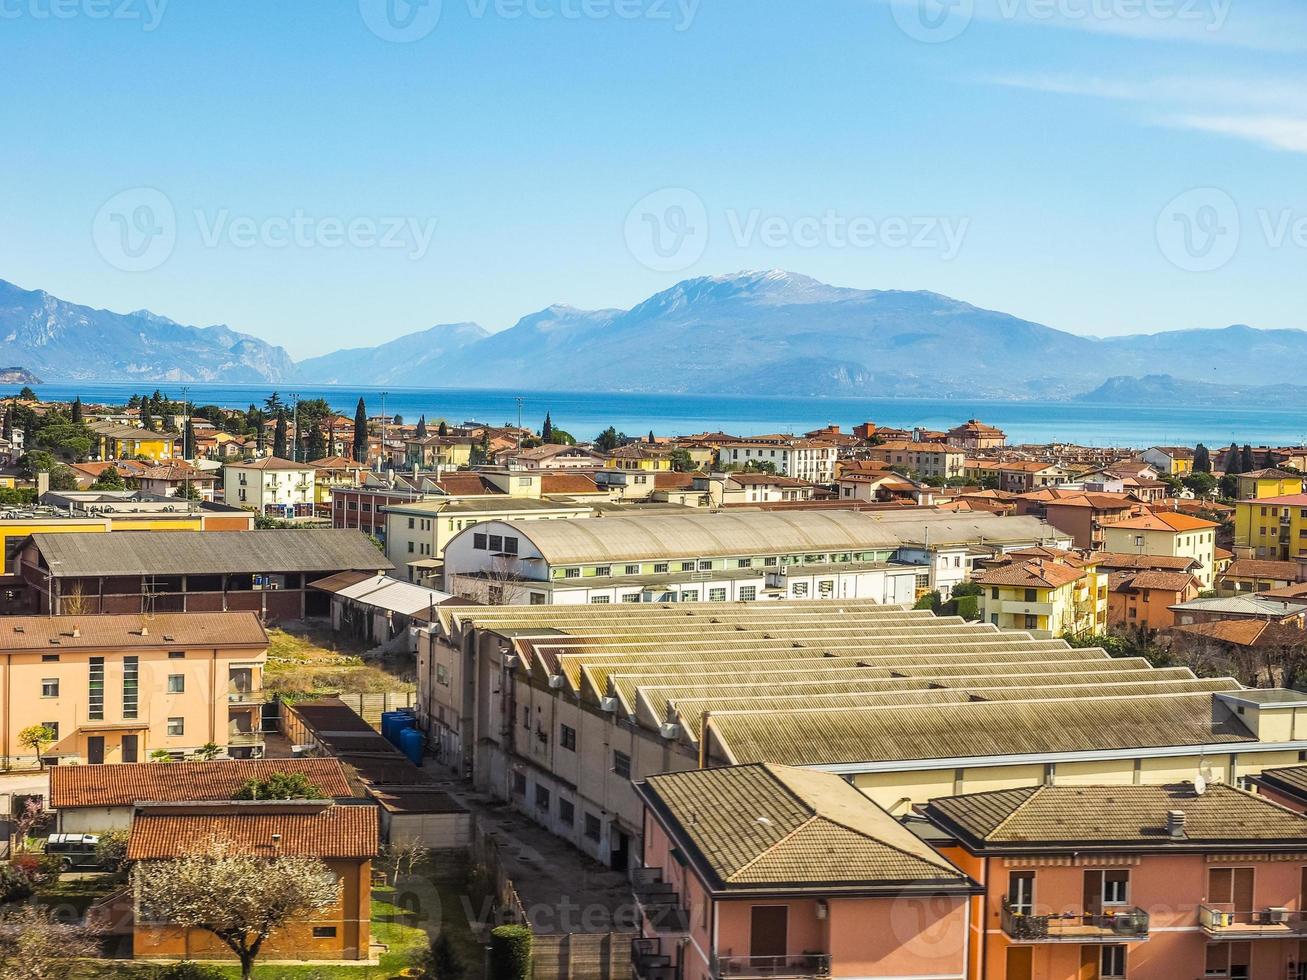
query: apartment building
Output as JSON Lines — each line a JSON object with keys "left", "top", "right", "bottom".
{"left": 1101, "top": 511, "right": 1220, "bottom": 588}
{"left": 1140, "top": 445, "right": 1195, "bottom": 477}
{"left": 441, "top": 511, "right": 1065, "bottom": 606}
{"left": 89, "top": 421, "right": 177, "bottom": 463}
{"left": 1234, "top": 494, "right": 1307, "bottom": 562}
{"left": 0, "top": 612, "right": 268, "bottom": 766}
{"left": 975, "top": 550, "right": 1106, "bottom": 638}
{"left": 416, "top": 601, "right": 1307, "bottom": 875}
{"left": 717, "top": 439, "right": 839, "bottom": 484}
{"left": 634, "top": 764, "right": 977, "bottom": 980}
{"left": 1107, "top": 570, "right": 1202, "bottom": 631}
{"left": 1237, "top": 470, "right": 1305, "bottom": 502}
{"left": 947, "top": 419, "right": 1007, "bottom": 451}
{"left": 925, "top": 782, "right": 1307, "bottom": 980}
{"left": 222, "top": 456, "right": 316, "bottom": 517}
{"left": 868, "top": 440, "right": 965, "bottom": 481}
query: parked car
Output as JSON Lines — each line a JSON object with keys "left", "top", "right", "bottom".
{"left": 43, "top": 833, "right": 105, "bottom": 871}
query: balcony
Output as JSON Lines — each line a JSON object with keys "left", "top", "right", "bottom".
{"left": 1002, "top": 899, "right": 1150, "bottom": 943}
{"left": 996, "top": 599, "right": 1056, "bottom": 617}
{"left": 1200, "top": 904, "right": 1307, "bottom": 939}
{"left": 632, "top": 868, "right": 689, "bottom": 934}
{"left": 632, "top": 938, "right": 676, "bottom": 980}
{"left": 710, "top": 954, "right": 831, "bottom": 979}
{"left": 226, "top": 731, "right": 265, "bottom": 747}
{"left": 227, "top": 688, "right": 267, "bottom": 705}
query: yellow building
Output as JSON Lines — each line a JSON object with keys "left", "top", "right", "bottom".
{"left": 0, "top": 612, "right": 267, "bottom": 766}
{"left": 1236, "top": 469, "right": 1305, "bottom": 501}
{"left": 974, "top": 550, "right": 1106, "bottom": 638}
{"left": 90, "top": 422, "right": 176, "bottom": 462}
{"left": 1234, "top": 493, "right": 1307, "bottom": 561}
{"left": 1100, "top": 511, "right": 1220, "bottom": 588}
{"left": 604, "top": 444, "right": 673, "bottom": 471}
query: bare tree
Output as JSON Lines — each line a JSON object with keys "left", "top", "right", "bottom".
{"left": 0, "top": 905, "right": 100, "bottom": 980}
{"left": 379, "top": 837, "right": 429, "bottom": 886}
{"left": 60, "top": 582, "right": 89, "bottom": 616}
{"left": 452, "top": 556, "right": 526, "bottom": 606}
{"left": 133, "top": 838, "right": 340, "bottom": 980}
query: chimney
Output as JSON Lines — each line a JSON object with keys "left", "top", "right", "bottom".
{"left": 139, "top": 625, "right": 149, "bottom": 637}
{"left": 37, "top": 470, "right": 49, "bottom": 498}
{"left": 1166, "top": 810, "right": 1186, "bottom": 839}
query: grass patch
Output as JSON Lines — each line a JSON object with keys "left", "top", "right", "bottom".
{"left": 264, "top": 625, "right": 414, "bottom": 699}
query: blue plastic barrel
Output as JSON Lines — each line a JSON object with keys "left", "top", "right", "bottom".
{"left": 400, "top": 726, "right": 424, "bottom": 766}
{"left": 380, "top": 711, "right": 404, "bottom": 744}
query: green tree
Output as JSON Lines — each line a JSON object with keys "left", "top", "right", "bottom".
{"left": 18, "top": 724, "right": 57, "bottom": 767}
{"left": 437, "top": 419, "right": 448, "bottom": 437}
{"left": 306, "top": 426, "right": 326, "bottom": 462}
{"left": 263, "top": 392, "right": 284, "bottom": 415}
{"left": 1241, "top": 444, "right": 1256, "bottom": 473}
{"left": 140, "top": 403, "right": 155, "bottom": 431}
{"left": 183, "top": 418, "right": 196, "bottom": 460}
{"left": 668, "top": 449, "right": 695, "bottom": 473}
{"left": 595, "top": 427, "right": 622, "bottom": 452}
{"left": 1183, "top": 472, "right": 1217, "bottom": 499}
{"left": 1219, "top": 473, "right": 1240, "bottom": 499}
{"left": 17, "top": 386, "right": 36, "bottom": 400}
{"left": 1224, "top": 442, "right": 1242, "bottom": 475}
{"left": 3, "top": 406, "right": 13, "bottom": 443}
{"left": 353, "top": 398, "right": 368, "bottom": 462}
{"left": 415, "top": 415, "right": 428, "bottom": 439}
{"left": 541, "top": 413, "right": 554, "bottom": 444}
{"left": 70, "top": 397, "right": 83, "bottom": 425}
{"left": 273, "top": 412, "right": 288, "bottom": 459}
{"left": 1193, "top": 443, "right": 1211, "bottom": 474}
{"left": 647, "top": 429, "right": 656, "bottom": 444}
{"left": 232, "top": 771, "right": 322, "bottom": 800}
{"left": 488, "top": 925, "right": 532, "bottom": 980}
{"left": 91, "top": 465, "right": 125, "bottom": 490}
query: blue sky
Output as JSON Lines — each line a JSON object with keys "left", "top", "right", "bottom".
{"left": 2, "top": 0, "right": 1306, "bottom": 359}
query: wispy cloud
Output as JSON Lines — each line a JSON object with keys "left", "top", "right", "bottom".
{"left": 985, "top": 71, "right": 1307, "bottom": 154}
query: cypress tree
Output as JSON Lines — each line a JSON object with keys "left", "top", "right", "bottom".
{"left": 437, "top": 420, "right": 448, "bottom": 437}
{"left": 353, "top": 398, "right": 368, "bottom": 463}
{"left": 1225, "top": 443, "right": 1242, "bottom": 474}
{"left": 542, "top": 413, "right": 554, "bottom": 444}
{"left": 184, "top": 418, "right": 196, "bottom": 459}
{"left": 1193, "top": 443, "right": 1210, "bottom": 474}
{"left": 2, "top": 407, "right": 12, "bottom": 443}
{"left": 273, "top": 412, "right": 288, "bottom": 459}
{"left": 71, "top": 397, "right": 84, "bottom": 426}
{"left": 416, "top": 415, "right": 428, "bottom": 439}
{"left": 1241, "top": 444, "right": 1256, "bottom": 473}
{"left": 307, "top": 426, "right": 326, "bottom": 462}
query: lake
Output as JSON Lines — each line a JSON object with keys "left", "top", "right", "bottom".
{"left": 3, "top": 382, "right": 1303, "bottom": 448}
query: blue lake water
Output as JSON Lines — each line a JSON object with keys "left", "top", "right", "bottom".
{"left": 3, "top": 382, "right": 1303, "bottom": 448}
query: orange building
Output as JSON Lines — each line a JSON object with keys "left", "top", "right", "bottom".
{"left": 1107, "top": 569, "right": 1202, "bottom": 631}
{"left": 633, "top": 763, "right": 978, "bottom": 980}
{"left": 128, "top": 799, "right": 377, "bottom": 964}
{"left": 924, "top": 782, "right": 1307, "bottom": 980}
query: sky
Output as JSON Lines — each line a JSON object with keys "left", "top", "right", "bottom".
{"left": 2, "top": 0, "right": 1306, "bottom": 360}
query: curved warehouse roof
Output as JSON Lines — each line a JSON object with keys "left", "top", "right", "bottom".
{"left": 492, "top": 510, "right": 1060, "bottom": 565}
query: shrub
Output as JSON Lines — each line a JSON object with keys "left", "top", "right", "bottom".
{"left": 488, "top": 925, "right": 532, "bottom": 980}
{"left": 0, "top": 862, "right": 34, "bottom": 903}
{"left": 151, "top": 963, "right": 228, "bottom": 980}
{"left": 96, "top": 830, "right": 130, "bottom": 871}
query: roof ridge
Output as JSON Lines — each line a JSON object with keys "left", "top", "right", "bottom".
{"left": 722, "top": 813, "right": 821, "bottom": 882}
{"left": 978, "top": 786, "right": 1045, "bottom": 839}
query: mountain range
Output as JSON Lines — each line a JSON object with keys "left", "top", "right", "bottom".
{"left": 4, "top": 271, "right": 1307, "bottom": 399}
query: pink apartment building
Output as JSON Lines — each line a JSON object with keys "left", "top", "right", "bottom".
{"left": 633, "top": 763, "right": 979, "bottom": 980}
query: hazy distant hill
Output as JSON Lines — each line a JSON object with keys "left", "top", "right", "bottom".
{"left": 0, "top": 279, "right": 293, "bottom": 383}
{"left": 9, "top": 271, "right": 1307, "bottom": 395}
{"left": 295, "top": 321, "right": 490, "bottom": 385}
{"left": 1078, "top": 374, "right": 1307, "bottom": 406}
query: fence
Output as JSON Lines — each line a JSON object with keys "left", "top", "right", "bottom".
{"left": 331, "top": 691, "right": 417, "bottom": 727}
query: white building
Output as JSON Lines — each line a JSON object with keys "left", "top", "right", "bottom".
{"left": 222, "top": 457, "right": 315, "bottom": 517}
{"left": 443, "top": 510, "right": 1066, "bottom": 606}
{"left": 717, "top": 439, "right": 839, "bottom": 484}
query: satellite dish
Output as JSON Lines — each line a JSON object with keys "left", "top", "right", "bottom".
{"left": 1194, "top": 775, "right": 1207, "bottom": 796}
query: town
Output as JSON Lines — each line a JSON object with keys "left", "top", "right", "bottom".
{"left": 1, "top": 386, "right": 1306, "bottom": 980}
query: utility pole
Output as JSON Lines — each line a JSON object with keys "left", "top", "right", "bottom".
{"left": 290, "top": 393, "right": 300, "bottom": 463}
{"left": 381, "top": 392, "right": 389, "bottom": 469}
{"left": 515, "top": 396, "right": 523, "bottom": 430}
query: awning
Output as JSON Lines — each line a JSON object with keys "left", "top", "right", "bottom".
{"left": 78, "top": 721, "right": 150, "bottom": 733}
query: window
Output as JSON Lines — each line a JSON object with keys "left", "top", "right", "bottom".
{"left": 1100, "top": 945, "right": 1126, "bottom": 979}
{"left": 436, "top": 664, "right": 450, "bottom": 687}
{"left": 512, "top": 771, "right": 527, "bottom": 796}
{"left": 166, "top": 717, "right": 184, "bottom": 737}
{"left": 563, "top": 567, "right": 581, "bottom": 578}
{"left": 88, "top": 657, "right": 105, "bottom": 721}
{"left": 792, "top": 582, "right": 809, "bottom": 597}
{"left": 739, "top": 586, "right": 757, "bottom": 601}
{"left": 168, "top": 651, "right": 185, "bottom": 659}
{"left": 709, "top": 588, "right": 727, "bottom": 601}
{"left": 613, "top": 750, "right": 632, "bottom": 779}
{"left": 584, "top": 813, "right": 602, "bottom": 841}
{"left": 680, "top": 590, "right": 699, "bottom": 603}
{"left": 818, "top": 580, "right": 834, "bottom": 598}
{"left": 1024, "top": 615, "right": 1038, "bottom": 629}
{"left": 167, "top": 674, "right": 185, "bottom": 694}
{"left": 473, "top": 532, "right": 488, "bottom": 550}
{"left": 41, "top": 654, "right": 59, "bottom": 663}
{"left": 408, "top": 541, "right": 415, "bottom": 553}
{"left": 559, "top": 798, "right": 575, "bottom": 826}
{"left": 312, "top": 927, "right": 337, "bottom": 939}
{"left": 624, "top": 564, "right": 640, "bottom": 575}
{"left": 535, "top": 785, "right": 550, "bottom": 811}
{"left": 680, "top": 561, "right": 695, "bottom": 572}
{"left": 1024, "top": 588, "right": 1038, "bottom": 603}
{"left": 560, "top": 724, "right": 576, "bottom": 751}
{"left": 408, "top": 517, "right": 415, "bottom": 529}
{"left": 590, "top": 596, "right": 611, "bottom": 604}
{"left": 621, "top": 593, "right": 642, "bottom": 603}
{"left": 523, "top": 706, "right": 531, "bottom": 729}
{"left": 594, "top": 566, "right": 611, "bottom": 577}
{"left": 737, "top": 558, "right": 752, "bottom": 568}
{"left": 763, "top": 556, "right": 778, "bottom": 566}
{"left": 489, "top": 535, "right": 503, "bottom": 552}
{"left": 653, "top": 563, "right": 669, "bottom": 574}
{"left": 41, "top": 678, "right": 58, "bottom": 698}
{"left": 991, "top": 587, "right": 999, "bottom": 599}
{"left": 1008, "top": 871, "right": 1034, "bottom": 915}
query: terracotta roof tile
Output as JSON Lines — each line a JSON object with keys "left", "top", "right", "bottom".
{"left": 127, "top": 801, "right": 378, "bottom": 859}
{"left": 51, "top": 759, "right": 353, "bottom": 809}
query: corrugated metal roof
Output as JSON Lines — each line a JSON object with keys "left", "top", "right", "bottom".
{"left": 497, "top": 511, "right": 1060, "bottom": 565}
{"left": 310, "top": 573, "right": 453, "bottom": 616}
{"left": 33, "top": 529, "right": 392, "bottom": 577}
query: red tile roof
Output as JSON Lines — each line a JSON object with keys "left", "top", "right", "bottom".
{"left": 51, "top": 759, "right": 353, "bottom": 809}
{"left": 0, "top": 612, "right": 266, "bottom": 652}
{"left": 127, "top": 801, "right": 378, "bottom": 860}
